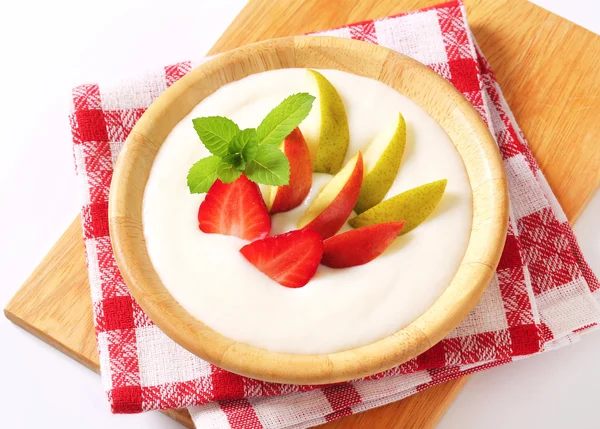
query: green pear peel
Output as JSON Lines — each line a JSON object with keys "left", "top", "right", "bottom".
{"left": 349, "top": 179, "right": 447, "bottom": 235}
{"left": 355, "top": 112, "right": 406, "bottom": 214}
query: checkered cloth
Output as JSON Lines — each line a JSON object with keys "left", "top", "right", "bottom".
{"left": 70, "top": 1, "right": 600, "bottom": 427}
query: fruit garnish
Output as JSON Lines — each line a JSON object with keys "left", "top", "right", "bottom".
{"left": 303, "top": 69, "right": 350, "bottom": 174}
{"left": 239, "top": 229, "right": 324, "bottom": 288}
{"left": 349, "top": 179, "right": 447, "bottom": 234}
{"left": 322, "top": 222, "right": 405, "bottom": 268}
{"left": 355, "top": 113, "right": 406, "bottom": 214}
{"left": 192, "top": 71, "right": 449, "bottom": 288}
{"left": 198, "top": 175, "right": 271, "bottom": 241}
{"left": 298, "top": 152, "right": 363, "bottom": 239}
{"left": 266, "top": 128, "right": 313, "bottom": 214}
{"left": 187, "top": 93, "right": 315, "bottom": 194}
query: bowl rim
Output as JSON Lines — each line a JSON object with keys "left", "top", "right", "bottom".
{"left": 109, "top": 35, "right": 509, "bottom": 384}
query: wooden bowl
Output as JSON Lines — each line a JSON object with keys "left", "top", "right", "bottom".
{"left": 109, "top": 36, "right": 508, "bottom": 384}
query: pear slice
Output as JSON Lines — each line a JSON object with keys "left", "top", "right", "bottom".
{"left": 266, "top": 128, "right": 313, "bottom": 213}
{"left": 355, "top": 113, "right": 406, "bottom": 214}
{"left": 298, "top": 152, "right": 363, "bottom": 239}
{"left": 303, "top": 69, "right": 350, "bottom": 174}
{"left": 349, "top": 179, "right": 447, "bottom": 235}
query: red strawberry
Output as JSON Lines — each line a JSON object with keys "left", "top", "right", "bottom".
{"left": 321, "top": 222, "right": 404, "bottom": 268}
{"left": 198, "top": 175, "right": 270, "bottom": 241}
{"left": 239, "top": 229, "right": 323, "bottom": 288}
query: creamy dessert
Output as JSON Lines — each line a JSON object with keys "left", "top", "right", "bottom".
{"left": 143, "top": 68, "right": 472, "bottom": 355}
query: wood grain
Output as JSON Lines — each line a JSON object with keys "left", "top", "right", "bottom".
{"left": 5, "top": 0, "right": 600, "bottom": 427}
{"left": 4, "top": 216, "right": 98, "bottom": 371}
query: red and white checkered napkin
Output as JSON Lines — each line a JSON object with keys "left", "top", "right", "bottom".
{"left": 70, "top": 1, "right": 600, "bottom": 427}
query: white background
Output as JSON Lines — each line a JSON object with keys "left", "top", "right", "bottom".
{"left": 0, "top": 1, "right": 598, "bottom": 428}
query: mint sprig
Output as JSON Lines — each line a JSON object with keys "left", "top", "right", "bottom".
{"left": 187, "top": 155, "right": 221, "bottom": 194}
{"left": 246, "top": 144, "right": 290, "bottom": 186}
{"left": 257, "top": 93, "right": 315, "bottom": 146}
{"left": 187, "top": 93, "right": 315, "bottom": 194}
{"left": 217, "top": 158, "right": 243, "bottom": 183}
{"left": 192, "top": 117, "right": 240, "bottom": 157}
{"left": 228, "top": 128, "right": 259, "bottom": 164}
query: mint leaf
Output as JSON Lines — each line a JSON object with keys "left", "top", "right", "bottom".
{"left": 217, "top": 158, "right": 243, "bottom": 184}
{"left": 187, "top": 155, "right": 221, "bottom": 193}
{"left": 228, "top": 128, "right": 259, "bottom": 163}
{"left": 222, "top": 153, "right": 246, "bottom": 170}
{"left": 257, "top": 93, "right": 315, "bottom": 146}
{"left": 245, "top": 144, "right": 290, "bottom": 186}
{"left": 192, "top": 116, "right": 240, "bottom": 157}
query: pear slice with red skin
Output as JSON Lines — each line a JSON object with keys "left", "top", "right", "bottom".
{"left": 298, "top": 152, "right": 363, "bottom": 239}
{"left": 267, "top": 128, "right": 312, "bottom": 214}
{"left": 321, "top": 222, "right": 405, "bottom": 268}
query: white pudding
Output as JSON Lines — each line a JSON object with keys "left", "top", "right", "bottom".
{"left": 142, "top": 69, "right": 472, "bottom": 354}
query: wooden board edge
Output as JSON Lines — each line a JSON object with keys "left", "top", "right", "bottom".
{"left": 572, "top": 186, "right": 600, "bottom": 224}
{"left": 162, "top": 409, "right": 194, "bottom": 428}
{"left": 424, "top": 377, "right": 470, "bottom": 427}
{"left": 315, "top": 376, "right": 470, "bottom": 429}
{"left": 4, "top": 307, "right": 99, "bottom": 373}
{"left": 4, "top": 307, "right": 195, "bottom": 428}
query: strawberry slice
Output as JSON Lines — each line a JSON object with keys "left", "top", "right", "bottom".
{"left": 322, "top": 222, "right": 404, "bottom": 268}
{"left": 239, "top": 229, "right": 323, "bottom": 288}
{"left": 198, "top": 175, "right": 270, "bottom": 241}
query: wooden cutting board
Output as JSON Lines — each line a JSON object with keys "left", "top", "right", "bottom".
{"left": 5, "top": 0, "right": 600, "bottom": 427}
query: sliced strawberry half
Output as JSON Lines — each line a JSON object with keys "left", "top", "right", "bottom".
{"left": 239, "top": 229, "right": 323, "bottom": 288}
{"left": 198, "top": 175, "right": 271, "bottom": 241}
{"left": 322, "top": 222, "right": 404, "bottom": 268}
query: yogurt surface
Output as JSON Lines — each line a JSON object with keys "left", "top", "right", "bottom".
{"left": 143, "top": 68, "right": 473, "bottom": 354}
